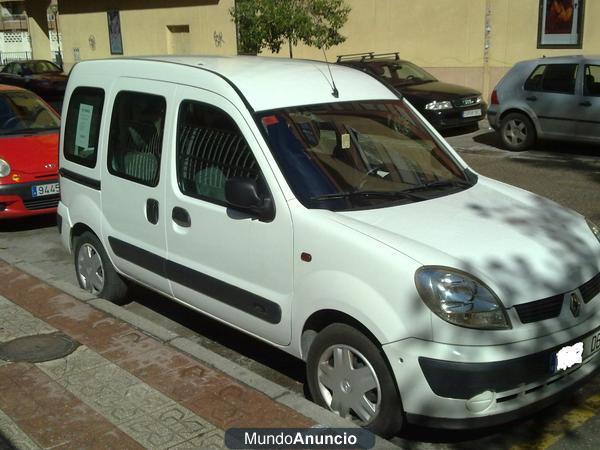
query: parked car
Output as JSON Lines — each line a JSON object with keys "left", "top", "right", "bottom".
{"left": 0, "top": 59, "right": 67, "bottom": 107}
{"left": 488, "top": 55, "right": 600, "bottom": 151}
{"left": 58, "top": 56, "right": 600, "bottom": 437}
{"left": 337, "top": 52, "right": 487, "bottom": 130}
{"left": 0, "top": 85, "right": 60, "bottom": 218}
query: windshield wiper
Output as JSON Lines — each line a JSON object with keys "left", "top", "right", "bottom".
{"left": 0, "top": 127, "right": 59, "bottom": 136}
{"left": 402, "top": 179, "right": 471, "bottom": 193}
{"left": 310, "top": 190, "right": 424, "bottom": 203}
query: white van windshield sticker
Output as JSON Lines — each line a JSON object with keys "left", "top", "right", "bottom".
{"left": 75, "top": 103, "right": 94, "bottom": 152}
{"left": 341, "top": 133, "right": 350, "bottom": 149}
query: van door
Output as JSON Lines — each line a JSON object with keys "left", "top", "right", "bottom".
{"left": 165, "top": 86, "right": 293, "bottom": 346}
{"left": 101, "top": 79, "right": 174, "bottom": 294}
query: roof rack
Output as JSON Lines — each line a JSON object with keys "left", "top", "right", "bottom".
{"left": 336, "top": 52, "right": 400, "bottom": 63}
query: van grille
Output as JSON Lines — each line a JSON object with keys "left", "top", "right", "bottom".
{"left": 514, "top": 295, "right": 564, "bottom": 324}
{"left": 514, "top": 272, "right": 600, "bottom": 323}
{"left": 581, "top": 273, "right": 600, "bottom": 303}
{"left": 23, "top": 195, "right": 59, "bottom": 211}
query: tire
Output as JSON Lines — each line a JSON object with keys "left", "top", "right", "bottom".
{"left": 499, "top": 112, "right": 536, "bottom": 151}
{"left": 306, "top": 323, "right": 403, "bottom": 438}
{"left": 73, "top": 231, "right": 128, "bottom": 304}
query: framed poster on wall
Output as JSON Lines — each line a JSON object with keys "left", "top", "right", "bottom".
{"left": 538, "top": 0, "right": 585, "bottom": 48}
{"left": 107, "top": 10, "right": 123, "bottom": 55}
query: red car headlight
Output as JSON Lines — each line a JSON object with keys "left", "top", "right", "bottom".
{"left": 0, "top": 158, "right": 11, "bottom": 178}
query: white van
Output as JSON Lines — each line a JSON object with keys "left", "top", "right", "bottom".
{"left": 58, "top": 56, "right": 600, "bottom": 436}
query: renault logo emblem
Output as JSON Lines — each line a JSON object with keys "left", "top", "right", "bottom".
{"left": 570, "top": 293, "right": 582, "bottom": 317}
{"left": 44, "top": 163, "right": 56, "bottom": 169}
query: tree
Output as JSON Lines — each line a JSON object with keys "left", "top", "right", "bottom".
{"left": 230, "top": 0, "right": 351, "bottom": 58}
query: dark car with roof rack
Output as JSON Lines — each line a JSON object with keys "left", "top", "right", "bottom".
{"left": 337, "top": 52, "right": 487, "bottom": 131}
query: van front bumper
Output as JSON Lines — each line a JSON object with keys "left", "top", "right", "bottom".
{"left": 383, "top": 311, "right": 600, "bottom": 429}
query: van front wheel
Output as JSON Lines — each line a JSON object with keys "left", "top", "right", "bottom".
{"left": 306, "top": 323, "right": 403, "bottom": 438}
{"left": 74, "top": 232, "right": 128, "bottom": 304}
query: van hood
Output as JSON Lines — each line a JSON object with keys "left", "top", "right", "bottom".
{"left": 334, "top": 177, "right": 600, "bottom": 307}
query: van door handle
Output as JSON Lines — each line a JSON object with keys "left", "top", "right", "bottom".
{"left": 580, "top": 100, "right": 592, "bottom": 107}
{"left": 172, "top": 207, "right": 191, "bottom": 227}
{"left": 525, "top": 96, "right": 537, "bottom": 102}
{"left": 146, "top": 199, "right": 159, "bottom": 224}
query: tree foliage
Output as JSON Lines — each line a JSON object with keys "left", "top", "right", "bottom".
{"left": 230, "top": 0, "right": 351, "bottom": 58}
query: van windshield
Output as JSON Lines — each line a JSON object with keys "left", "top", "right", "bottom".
{"left": 256, "top": 100, "right": 474, "bottom": 211}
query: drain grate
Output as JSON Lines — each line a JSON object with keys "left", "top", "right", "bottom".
{"left": 0, "top": 332, "right": 79, "bottom": 363}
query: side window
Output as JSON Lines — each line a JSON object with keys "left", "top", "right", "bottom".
{"left": 584, "top": 65, "right": 600, "bottom": 97}
{"left": 526, "top": 64, "right": 578, "bottom": 94}
{"left": 176, "top": 100, "right": 260, "bottom": 205}
{"left": 524, "top": 65, "right": 546, "bottom": 91}
{"left": 107, "top": 91, "right": 166, "bottom": 187}
{"left": 63, "top": 87, "right": 105, "bottom": 168}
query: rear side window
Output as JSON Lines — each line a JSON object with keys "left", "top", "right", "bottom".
{"left": 176, "top": 100, "right": 260, "bottom": 205}
{"left": 107, "top": 91, "right": 166, "bottom": 187}
{"left": 584, "top": 65, "right": 600, "bottom": 96}
{"left": 63, "top": 87, "right": 105, "bottom": 168}
{"left": 524, "top": 64, "right": 578, "bottom": 94}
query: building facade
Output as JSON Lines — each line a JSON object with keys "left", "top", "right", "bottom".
{"left": 13, "top": 1, "right": 600, "bottom": 99}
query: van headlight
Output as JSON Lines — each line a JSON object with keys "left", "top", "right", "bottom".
{"left": 425, "top": 100, "right": 453, "bottom": 111}
{"left": 0, "top": 159, "right": 10, "bottom": 178}
{"left": 587, "top": 218, "right": 600, "bottom": 244}
{"left": 415, "top": 267, "right": 511, "bottom": 330}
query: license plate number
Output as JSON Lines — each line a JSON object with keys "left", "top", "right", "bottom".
{"left": 462, "top": 109, "right": 482, "bottom": 118}
{"left": 31, "top": 183, "right": 59, "bottom": 197}
{"left": 551, "top": 329, "right": 600, "bottom": 373}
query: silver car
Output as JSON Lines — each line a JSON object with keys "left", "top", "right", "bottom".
{"left": 488, "top": 55, "right": 600, "bottom": 151}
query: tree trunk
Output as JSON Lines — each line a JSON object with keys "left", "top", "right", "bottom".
{"left": 288, "top": 40, "right": 293, "bottom": 58}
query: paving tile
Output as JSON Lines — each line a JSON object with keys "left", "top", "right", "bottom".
{"left": 116, "top": 344, "right": 198, "bottom": 382}
{"left": 151, "top": 404, "right": 216, "bottom": 441}
{"left": 120, "top": 415, "right": 188, "bottom": 450}
{"left": 168, "top": 429, "right": 225, "bottom": 450}
{"left": 0, "top": 409, "right": 42, "bottom": 450}
{"left": 99, "top": 330, "right": 164, "bottom": 363}
{"left": 36, "top": 346, "right": 110, "bottom": 380}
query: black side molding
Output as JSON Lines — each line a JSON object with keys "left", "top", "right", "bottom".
{"left": 108, "top": 236, "right": 281, "bottom": 324}
{"left": 108, "top": 237, "right": 167, "bottom": 278}
{"left": 59, "top": 168, "right": 101, "bottom": 190}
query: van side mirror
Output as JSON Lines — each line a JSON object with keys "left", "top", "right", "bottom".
{"left": 225, "top": 177, "right": 275, "bottom": 222}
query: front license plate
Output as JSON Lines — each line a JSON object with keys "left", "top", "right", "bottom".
{"left": 31, "top": 183, "right": 59, "bottom": 198}
{"left": 462, "top": 109, "right": 482, "bottom": 118}
{"left": 551, "top": 329, "right": 600, "bottom": 373}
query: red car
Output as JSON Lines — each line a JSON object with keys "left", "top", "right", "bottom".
{"left": 0, "top": 85, "right": 60, "bottom": 219}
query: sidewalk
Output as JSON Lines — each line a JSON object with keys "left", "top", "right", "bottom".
{"left": 0, "top": 261, "right": 392, "bottom": 449}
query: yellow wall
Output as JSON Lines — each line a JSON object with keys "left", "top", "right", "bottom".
{"left": 55, "top": 0, "right": 600, "bottom": 98}
{"left": 58, "top": 0, "right": 236, "bottom": 71}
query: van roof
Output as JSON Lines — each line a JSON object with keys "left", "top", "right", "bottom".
{"left": 75, "top": 55, "right": 398, "bottom": 112}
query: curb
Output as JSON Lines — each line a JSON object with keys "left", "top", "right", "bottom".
{"left": 3, "top": 256, "right": 399, "bottom": 449}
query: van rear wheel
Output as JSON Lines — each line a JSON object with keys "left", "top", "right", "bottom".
{"left": 74, "top": 232, "right": 128, "bottom": 304}
{"left": 306, "top": 323, "right": 403, "bottom": 438}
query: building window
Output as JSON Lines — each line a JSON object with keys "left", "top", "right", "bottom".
{"left": 538, "top": 0, "right": 585, "bottom": 48}
{"left": 107, "top": 10, "right": 123, "bottom": 55}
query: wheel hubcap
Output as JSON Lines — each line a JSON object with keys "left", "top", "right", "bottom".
{"left": 504, "top": 119, "right": 527, "bottom": 145}
{"left": 77, "top": 243, "right": 104, "bottom": 295}
{"left": 317, "top": 344, "right": 381, "bottom": 424}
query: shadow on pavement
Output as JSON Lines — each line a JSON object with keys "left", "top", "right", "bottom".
{"left": 440, "top": 124, "right": 480, "bottom": 138}
{"left": 473, "top": 130, "right": 600, "bottom": 158}
{"left": 0, "top": 215, "right": 56, "bottom": 233}
{"left": 127, "top": 284, "right": 307, "bottom": 389}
